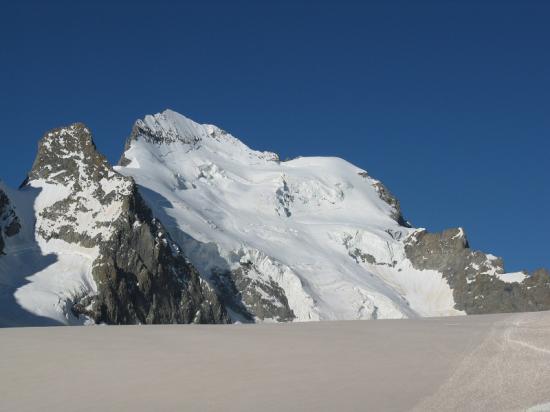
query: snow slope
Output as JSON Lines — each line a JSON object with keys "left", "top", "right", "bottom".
{"left": 0, "top": 183, "right": 97, "bottom": 326}
{"left": 117, "top": 109, "right": 464, "bottom": 320}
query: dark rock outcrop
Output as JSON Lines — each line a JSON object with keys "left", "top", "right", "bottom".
{"left": 405, "top": 228, "right": 550, "bottom": 314}
{"left": 83, "top": 187, "right": 229, "bottom": 324}
{"left": 27, "top": 124, "right": 228, "bottom": 324}
{"left": 212, "top": 261, "right": 295, "bottom": 322}
{"left": 0, "top": 186, "right": 21, "bottom": 255}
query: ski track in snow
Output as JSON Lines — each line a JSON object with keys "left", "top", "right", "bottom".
{"left": 505, "top": 319, "right": 550, "bottom": 356}
{"left": 1, "top": 312, "right": 550, "bottom": 411}
{"left": 412, "top": 311, "right": 550, "bottom": 411}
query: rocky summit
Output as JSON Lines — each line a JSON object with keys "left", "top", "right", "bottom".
{"left": 0, "top": 110, "right": 548, "bottom": 326}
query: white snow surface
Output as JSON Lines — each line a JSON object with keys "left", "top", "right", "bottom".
{"left": 496, "top": 271, "right": 528, "bottom": 284}
{"left": 116, "top": 109, "right": 464, "bottom": 321}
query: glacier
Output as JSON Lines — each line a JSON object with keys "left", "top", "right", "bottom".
{"left": 116, "top": 109, "right": 463, "bottom": 321}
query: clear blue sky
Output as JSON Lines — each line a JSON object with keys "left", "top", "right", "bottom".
{"left": 1, "top": 0, "right": 548, "bottom": 272}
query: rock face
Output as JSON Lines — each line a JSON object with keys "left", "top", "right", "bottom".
{"left": 24, "top": 124, "right": 228, "bottom": 325}
{"left": 405, "top": 228, "right": 550, "bottom": 314}
{"left": 212, "top": 258, "right": 296, "bottom": 323}
{"left": 87, "top": 194, "right": 228, "bottom": 324}
{"left": 0, "top": 185, "right": 21, "bottom": 255}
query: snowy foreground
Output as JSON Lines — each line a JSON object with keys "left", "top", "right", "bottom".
{"left": 1, "top": 311, "right": 550, "bottom": 412}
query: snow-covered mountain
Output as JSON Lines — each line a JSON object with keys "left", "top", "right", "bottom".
{"left": 0, "top": 123, "right": 227, "bottom": 326}
{"left": 1, "top": 109, "right": 549, "bottom": 326}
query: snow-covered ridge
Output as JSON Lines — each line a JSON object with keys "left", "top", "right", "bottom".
{"left": 123, "top": 109, "right": 279, "bottom": 163}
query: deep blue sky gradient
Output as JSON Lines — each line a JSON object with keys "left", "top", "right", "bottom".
{"left": 1, "top": 0, "right": 549, "bottom": 271}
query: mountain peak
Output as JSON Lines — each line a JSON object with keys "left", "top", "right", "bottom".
{"left": 130, "top": 109, "right": 207, "bottom": 146}
{"left": 28, "top": 122, "right": 110, "bottom": 185}
{"left": 120, "top": 110, "right": 279, "bottom": 167}
{"left": 40, "top": 122, "right": 93, "bottom": 150}
{"left": 24, "top": 123, "right": 133, "bottom": 246}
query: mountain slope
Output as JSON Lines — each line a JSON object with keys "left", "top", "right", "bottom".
{"left": 1, "top": 110, "right": 548, "bottom": 326}
{"left": 0, "top": 123, "right": 227, "bottom": 326}
{"left": 116, "top": 109, "right": 550, "bottom": 321}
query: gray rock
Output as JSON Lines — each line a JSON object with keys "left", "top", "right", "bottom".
{"left": 227, "top": 261, "right": 295, "bottom": 322}
{"left": 85, "top": 189, "right": 229, "bottom": 325}
{"left": 0, "top": 186, "right": 21, "bottom": 255}
{"left": 405, "top": 228, "right": 550, "bottom": 314}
